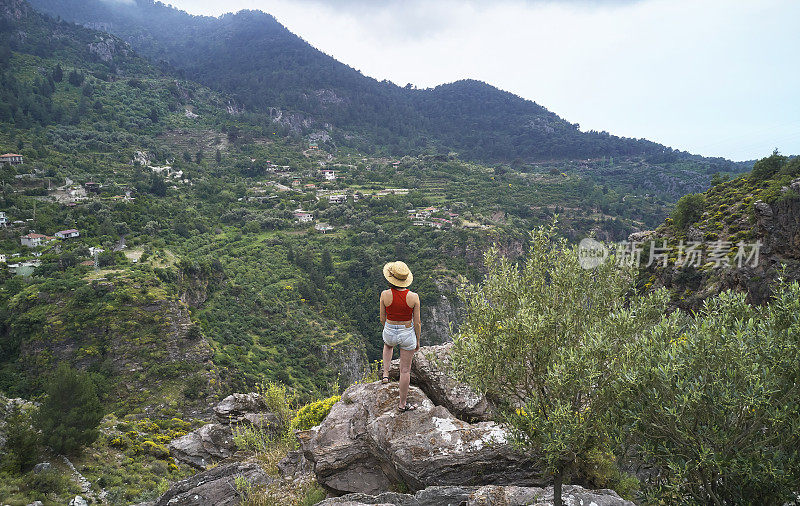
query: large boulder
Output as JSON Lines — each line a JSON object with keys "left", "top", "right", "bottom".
{"left": 170, "top": 392, "right": 283, "bottom": 468}
{"left": 168, "top": 423, "right": 236, "bottom": 469}
{"left": 298, "top": 381, "right": 544, "bottom": 495}
{"left": 388, "top": 343, "right": 493, "bottom": 422}
{"left": 155, "top": 461, "right": 271, "bottom": 506}
{"left": 314, "top": 485, "right": 635, "bottom": 506}
{"left": 214, "top": 393, "right": 281, "bottom": 427}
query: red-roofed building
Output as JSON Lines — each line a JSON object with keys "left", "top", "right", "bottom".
{"left": 55, "top": 229, "right": 80, "bottom": 239}
{"left": 0, "top": 153, "right": 23, "bottom": 165}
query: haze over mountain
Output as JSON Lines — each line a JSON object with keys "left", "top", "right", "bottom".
{"left": 29, "top": 0, "right": 703, "bottom": 164}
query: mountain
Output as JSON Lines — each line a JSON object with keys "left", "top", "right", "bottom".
{"left": 29, "top": 0, "right": 693, "bottom": 162}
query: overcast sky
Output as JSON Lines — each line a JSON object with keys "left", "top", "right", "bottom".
{"left": 165, "top": 0, "right": 798, "bottom": 161}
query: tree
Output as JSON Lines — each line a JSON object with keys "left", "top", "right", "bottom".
{"left": 710, "top": 172, "right": 729, "bottom": 187}
{"left": 1, "top": 404, "right": 40, "bottom": 472}
{"left": 751, "top": 149, "right": 786, "bottom": 181}
{"left": 195, "top": 150, "right": 203, "bottom": 163}
{"left": 451, "top": 223, "right": 668, "bottom": 506}
{"left": 215, "top": 148, "right": 222, "bottom": 164}
{"left": 37, "top": 363, "right": 103, "bottom": 455}
{"left": 321, "top": 249, "right": 333, "bottom": 275}
{"left": 52, "top": 64, "right": 63, "bottom": 83}
{"left": 619, "top": 283, "right": 800, "bottom": 505}
{"left": 670, "top": 193, "right": 705, "bottom": 230}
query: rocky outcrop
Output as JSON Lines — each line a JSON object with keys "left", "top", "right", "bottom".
{"left": 298, "top": 381, "right": 543, "bottom": 495}
{"left": 319, "top": 337, "right": 368, "bottom": 386}
{"left": 214, "top": 392, "right": 281, "bottom": 427}
{"left": 154, "top": 462, "right": 272, "bottom": 506}
{"left": 168, "top": 423, "right": 237, "bottom": 469}
{"left": 87, "top": 36, "right": 129, "bottom": 62}
{"left": 389, "top": 343, "right": 493, "bottom": 422}
{"left": 314, "top": 485, "right": 634, "bottom": 506}
{"left": 169, "top": 393, "right": 282, "bottom": 469}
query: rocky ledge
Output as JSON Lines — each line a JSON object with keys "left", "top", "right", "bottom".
{"left": 388, "top": 342, "right": 494, "bottom": 422}
{"left": 168, "top": 392, "right": 282, "bottom": 468}
{"left": 152, "top": 345, "right": 635, "bottom": 505}
{"left": 298, "top": 380, "right": 544, "bottom": 495}
{"left": 315, "top": 485, "right": 635, "bottom": 506}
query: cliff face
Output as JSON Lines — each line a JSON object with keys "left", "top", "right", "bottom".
{"left": 644, "top": 176, "right": 800, "bottom": 309}
{"left": 4, "top": 274, "right": 220, "bottom": 417}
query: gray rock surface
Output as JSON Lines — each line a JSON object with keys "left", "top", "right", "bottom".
{"left": 168, "top": 423, "right": 236, "bottom": 469}
{"left": 314, "top": 485, "right": 635, "bottom": 506}
{"left": 68, "top": 496, "right": 88, "bottom": 506}
{"left": 32, "top": 462, "right": 51, "bottom": 474}
{"left": 388, "top": 343, "right": 493, "bottom": 422}
{"left": 277, "top": 449, "right": 314, "bottom": 479}
{"left": 154, "top": 461, "right": 271, "bottom": 506}
{"left": 298, "top": 381, "right": 543, "bottom": 495}
{"left": 214, "top": 393, "right": 279, "bottom": 426}
{"left": 170, "top": 393, "right": 283, "bottom": 468}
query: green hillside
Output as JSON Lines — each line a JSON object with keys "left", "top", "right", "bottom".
{"left": 0, "top": 1, "right": 777, "bottom": 503}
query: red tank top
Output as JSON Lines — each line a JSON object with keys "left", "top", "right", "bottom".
{"left": 386, "top": 288, "right": 413, "bottom": 321}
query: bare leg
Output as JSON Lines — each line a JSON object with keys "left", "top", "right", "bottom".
{"left": 398, "top": 348, "right": 415, "bottom": 408}
{"left": 382, "top": 344, "right": 394, "bottom": 380}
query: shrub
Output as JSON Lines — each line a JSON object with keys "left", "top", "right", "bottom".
{"left": 258, "top": 381, "right": 295, "bottom": 428}
{"left": 0, "top": 404, "right": 40, "bottom": 473}
{"left": 290, "top": 395, "right": 340, "bottom": 431}
{"left": 620, "top": 282, "right": 800, "bottom": 504}
{"left": 451, "top": 223, "right": 668, "bottom": 506}
{"left": 671, "top": 193, "right": 705, "bottom": 230}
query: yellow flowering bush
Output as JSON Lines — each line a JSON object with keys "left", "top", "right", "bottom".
{"left": 290, "top": 395, "right": 340, "bottom": 431}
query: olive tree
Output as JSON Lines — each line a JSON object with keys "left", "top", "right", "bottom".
{"left": 451, "top": 224, "right": 668, "bottom": 505}
{"left": 619, "top": 282, "right": 800, "bottom": 505}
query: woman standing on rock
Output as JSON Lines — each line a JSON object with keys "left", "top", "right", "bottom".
{"left": 380, "top": 261, "right": 421, "bottom": 411}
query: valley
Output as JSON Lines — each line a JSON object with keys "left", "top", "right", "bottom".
{"left": 0, "top": 0, "right": 796, "bottom": 504}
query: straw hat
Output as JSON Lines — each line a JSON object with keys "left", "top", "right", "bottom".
{"left": 383, "top": 261, "right": 413, "bottom": 287}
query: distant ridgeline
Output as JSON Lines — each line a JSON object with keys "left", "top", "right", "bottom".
{"left": 26, "top": 0, "right": 727, "bottom": 164}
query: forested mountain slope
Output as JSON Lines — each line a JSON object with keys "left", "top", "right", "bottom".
{"left": 30, "top": 0, "right": 696, "bottom": 162}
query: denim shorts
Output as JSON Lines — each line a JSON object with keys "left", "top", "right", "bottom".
{"left": 383, "top": 323, "right": 417, "bottom": 351}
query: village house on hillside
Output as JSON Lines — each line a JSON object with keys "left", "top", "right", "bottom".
{"left": 55, "top": 229, "right": 80, "bottom": 239}
{"left": 21, "top": 233, "right": 55, "bottom": 248}
{"left": 293, "top": 210, "right": 313, "bottom": 223}
{"left": 0, "top": 153, "right": 23, "bottom": 165}
{"left": 0, "top": 212, "right": 7, "bottom": 227}
{"left": 321, "top": 169, "right": 336, "bottom": 181}
{"left": 315, "top": 222, "right": 334, "bottom": 233}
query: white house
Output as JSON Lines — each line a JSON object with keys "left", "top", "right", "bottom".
{"left": 321, "top": 169, "right": 336, "bottom": 181}
{"left": 328, "top": 194, "right": 347, "bottom": 204}
{"left": 293, "top": 210, "right": 313, "bottom": 223}
{"left": 0, "top": 212, "right": 7, "bottom": 227}
{"left": 55, "top": 229, "right": 80, "bottom": 239}
{"left": 21, "top": 233, "right": 55, "bottom": 248}
{"left": 315, "top": 223, "right": 334, "bottom": 233}
{"left": 0, "top": 253, "right": 6, "bottom": 264}
{"left": 19, "top": 233, "right": 55, "bottom": 248}
{"left": 0, "top": 153, "right": 23, "bottom": 165}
